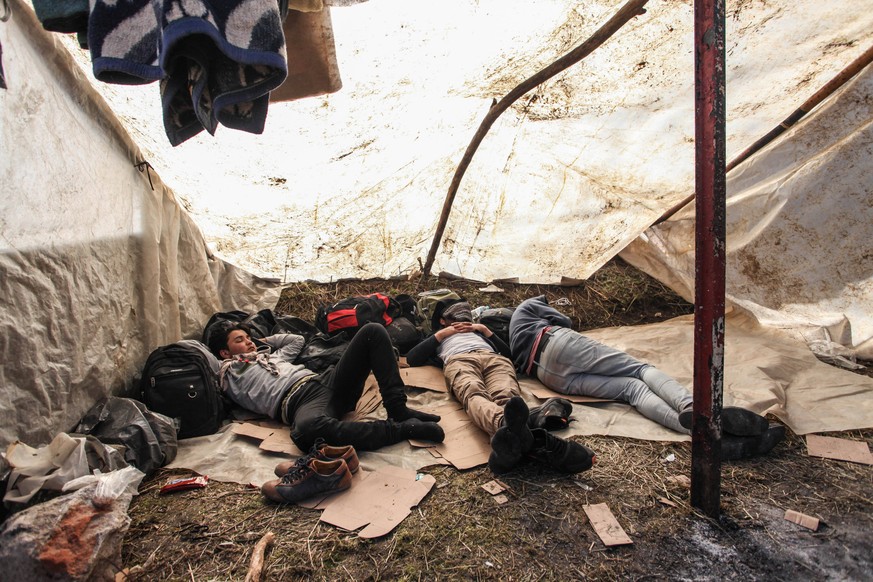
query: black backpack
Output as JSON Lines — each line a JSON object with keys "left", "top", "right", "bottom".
{"left": 315, "top": 293, "right": 401, "bottom": 336}
{"left": 476, "top": 307, "right": 515, "bottom": 345}
{"left": 139, "top": 341, "right": 225, "bottom": 439}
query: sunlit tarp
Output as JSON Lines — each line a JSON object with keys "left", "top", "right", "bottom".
{"left": 622, "top": 64, "right": 873, "bottom": 359}
{"left": 64, "top": 0, "right": 873, "bottom": 283}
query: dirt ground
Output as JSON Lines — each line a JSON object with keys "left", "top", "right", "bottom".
{"left": 117, "top": 258, "right": 873, "bottom": 581}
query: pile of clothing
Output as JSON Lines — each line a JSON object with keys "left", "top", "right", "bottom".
{"left": 32, "top": 0, "right": 347, "bottom": 145}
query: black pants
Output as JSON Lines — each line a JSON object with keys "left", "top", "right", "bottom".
{"left": 285, "top": 323, "right": 408, "bottom": 451}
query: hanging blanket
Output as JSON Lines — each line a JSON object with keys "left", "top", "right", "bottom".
{"left": 89, "top": 0, "right": 287, "bottom": 145}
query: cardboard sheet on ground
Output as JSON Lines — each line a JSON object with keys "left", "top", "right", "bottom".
{"left": 411, "top": 401, "right": 491, "bottom": 470}
{"left": 299, "top": 465, "right": 436, "bottom": 538}
{"left": 805, "top": 435, "right": 873, "bottom": 465}
{"left": 520, "top": 379, "right": 613, "bottom": 404}
{"left": 399, "top": 364, "right": 447, "bottom": 393}
{"left": 230, "top": 421, "right": 303, "bottom": 456}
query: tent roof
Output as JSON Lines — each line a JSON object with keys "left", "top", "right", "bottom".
{"left": 60, "top": 0, "right": 873, "bottom": 283}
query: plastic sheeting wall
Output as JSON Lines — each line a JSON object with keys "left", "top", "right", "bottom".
{"left": 621, "top": 65, "right": 873, "bottom": 359}
{"left": 71, "top": 0, "right": 873, "bottom": 285}
{"left": 0, "top": 1, "right": 280, "bottom": 450}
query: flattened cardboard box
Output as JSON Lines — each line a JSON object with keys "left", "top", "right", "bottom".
{"left": 806, "top": 434, "right": 873, "bottom": 465}
{"left": 300, "top": 465, "right": 436, "bottom": 538}
{"left": 409, "top": 401, "right": 491, "bottom": 470}
{"left": 231, "top": 421, "right": 303, "bottom": 456}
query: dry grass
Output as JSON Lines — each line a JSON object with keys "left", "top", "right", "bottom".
{"left": 118, "top": 258, "right": 873, "bottom": 580}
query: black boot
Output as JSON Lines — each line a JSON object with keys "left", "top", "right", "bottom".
{"left": 488, "top": 397, "right": 535, "bottom": 474}
{"left": 528, "top": 428, "right": 596, "bottom": 473}
{"left": 679, "top": 406, "right": 769, "bottom": 437}
{"left": 527, "top": 397, "right": 573, "bottom": 431}
{"left": 721, "top": 423, "right": 786, "bottom": 461}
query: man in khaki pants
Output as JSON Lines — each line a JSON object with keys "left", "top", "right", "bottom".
{"left": 406, "top": 300, "right": 595, "bottom": 474}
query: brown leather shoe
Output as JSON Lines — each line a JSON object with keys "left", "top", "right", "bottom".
{"left": 274, "top": 440, "right": 359, "bottom": 477}
{"left": 262, "top": 458, "right": 352, "bottom": 504}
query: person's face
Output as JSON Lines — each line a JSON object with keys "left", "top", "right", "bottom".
{"left": 220, "top": 330, "right": 256, "bottom": 358}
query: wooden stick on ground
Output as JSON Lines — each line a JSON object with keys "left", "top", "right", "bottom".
{"left": 244, "top": 532, "right": 275, "bottom": 582}
{"left": 420, "top": 0, "right": 650, "bottom": 281}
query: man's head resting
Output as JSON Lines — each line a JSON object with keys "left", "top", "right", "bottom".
{"left": 440, "top": 300, "right": 473, "bottom": 325}
{"left": 206, "top": 321, "right": 256, "bottom": 360}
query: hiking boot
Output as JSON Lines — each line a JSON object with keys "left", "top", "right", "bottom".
{"left": 528, "top": 428, "right": 596, "bottom": 473}
{"left": 488, "top": 397, "right": 535, "bottom": 474}
{"left": 721, "top": 423, "right": 786, "bottom": 461}
{"left": 274, "top": 439, "right": 360, "bottom": 477}
{"left": 527, "top": 397, "right": 573, "bottom": 431}
{"left": 261, "top": 458, "right": 352, "bottom": 504}
{"left": 679, "top": 406, "right": 769, "bottom": 437}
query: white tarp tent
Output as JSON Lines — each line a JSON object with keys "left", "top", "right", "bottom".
{"left": 60, "top": 0, "right": 872, "bottom": 357}
{"left": 1, "top": 0, "right": 872, "bottom": 451}
{"left": 68, "top": 0, "right": 871, "bottom": 284}
{"left": 621, "top": 63, "right": 873, "bottom": 360}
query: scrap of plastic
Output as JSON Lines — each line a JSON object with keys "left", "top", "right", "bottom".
{"left": 62, "top": 466, "right": 146, "bottom": 509}
{"left": 159, "top": 475, "right": 209, "bottom": 494}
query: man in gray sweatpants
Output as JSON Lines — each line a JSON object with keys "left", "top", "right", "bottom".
{"left": 509, "top": 295, "right": 778, "bottom": 452}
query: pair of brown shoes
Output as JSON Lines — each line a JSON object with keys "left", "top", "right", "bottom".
{"left": 261, "top": 442, "right": 358, "bottom": 504}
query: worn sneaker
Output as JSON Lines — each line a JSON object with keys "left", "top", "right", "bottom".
{"left": 528, "top": 428, "right": 596, "bottom": 473}
{"left": 274, "top": 440, "right": 360, "bottom": 477}
{"left": 679, "top": 406, "right": 769, "bottom": 437}
{"left": 261, "top": 458, "right": 352, "bottom": 504}
{"left": 527, "top": 397, "right": 573, "bottom": 431}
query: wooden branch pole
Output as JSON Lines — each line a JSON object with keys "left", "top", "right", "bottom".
{"left": 655, "top": 42, "right": 873, "bottom": 225}
{"left": 420, "top": 0, "right": 650, "bottom": 280}
{"left": 244, "top": 531, "right": 275, "bottom": 582}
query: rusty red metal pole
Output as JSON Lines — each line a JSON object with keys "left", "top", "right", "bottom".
{"left": 691, "top": 0, "right": 726, "bottom": 517}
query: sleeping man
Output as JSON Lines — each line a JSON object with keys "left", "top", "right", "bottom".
{"left": 207, "top": 321, "right": 445, "bottom": 454}
{"left": 509, "top": 295, "right": 784, "bottom": 459}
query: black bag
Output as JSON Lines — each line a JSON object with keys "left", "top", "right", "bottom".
{"left": 139, "top": 342, "right": 224, "bottom": 439}
{"left": 476, "top": 307, "right": 515, "bottom": 345}
{"left": 386, "top": 317, "right": 423, "bottom": 355}
{"left": 74, "top": 396, "right": 178, "bottom": 475}
{"left": 294, "top": 333, "right": 349, "bottom": 374}
{"left": 314, "top": 293, "right": 401, "bottom": 336}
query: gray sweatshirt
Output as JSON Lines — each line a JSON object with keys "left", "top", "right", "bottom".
{"left": 508, "top": 295, "right": 572, "bottom": 372}
{"left": 220, "top": 334, "right": 316, "bottom": 419}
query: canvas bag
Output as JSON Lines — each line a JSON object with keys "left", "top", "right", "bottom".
{"left": 416, "top": 289, "right": 462, "bottom": 335}
{"left": 475, "top": 307, "right": 516, "bottom": 345}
